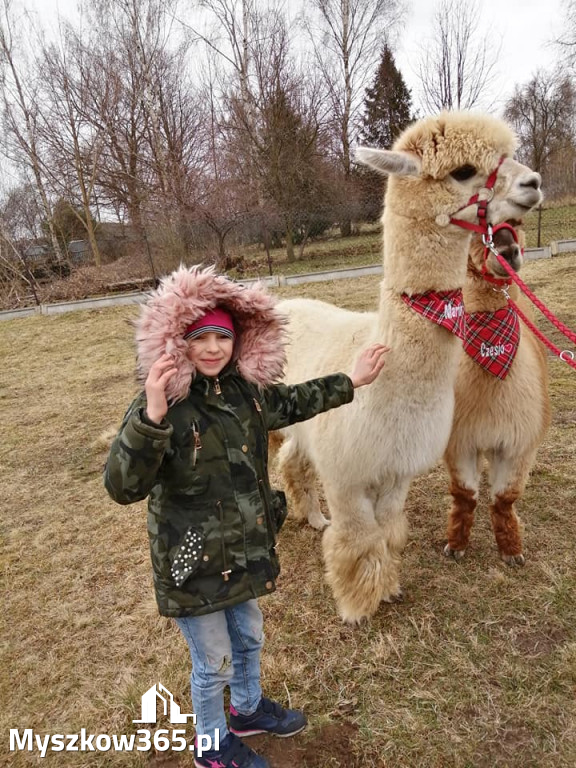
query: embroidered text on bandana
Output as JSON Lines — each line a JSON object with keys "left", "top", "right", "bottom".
{"left": 462, "top": 306, "right": 520, "bottom": 379}
{"left": 402, "top": 290, "right": 466, "bottom": 340}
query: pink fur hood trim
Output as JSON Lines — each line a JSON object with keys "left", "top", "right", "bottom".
{"left": 135, "top": 266, "right": 288, "bottom": 402}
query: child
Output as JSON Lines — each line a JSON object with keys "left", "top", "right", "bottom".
{"left": 105, "top": 266, "right": 388, "bottom": 768}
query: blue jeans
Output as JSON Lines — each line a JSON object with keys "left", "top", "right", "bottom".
{"left": 175, "top": 599, "right": 264, "bottom": 744}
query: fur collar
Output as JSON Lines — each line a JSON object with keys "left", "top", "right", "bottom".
{"left": 135, "top": 266, "right": 287, "bottom": 402}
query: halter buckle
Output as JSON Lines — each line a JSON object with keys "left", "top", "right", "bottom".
{"left": 495, "top": 285, "right": 511, "bottom": 300}
{"left": 482, "top": 224, "right": 494, "bottom": 248}
{"left": 477, "top": 187, "right": 495, "bottom": 203}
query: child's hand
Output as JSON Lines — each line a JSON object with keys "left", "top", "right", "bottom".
{"left": 145, "top": 353, "right": 178, "bottom": 424}
{"left": 349, "top": 344, "right": 390, "bottom": 388}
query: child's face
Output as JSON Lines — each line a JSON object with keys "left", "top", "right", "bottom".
{"left": 187, "top": 332, "right": 234, "bottom": 377}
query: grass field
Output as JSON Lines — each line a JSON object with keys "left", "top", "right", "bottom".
{"left": 1, "top": 252, "right": 575, "bottom": 767}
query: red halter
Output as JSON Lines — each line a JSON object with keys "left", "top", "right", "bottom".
{"left": 449, "top": 156, "right": 505, "bottom": 236}
{"left": 479, "top": 222, "right": 522, "bottom": 287}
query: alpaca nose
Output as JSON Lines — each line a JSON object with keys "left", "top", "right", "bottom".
{"left": 503, "top": 243, "right": 522, "bottom": 265}
{"left": 520, "top": 172, "right": 542, "bottom": 190}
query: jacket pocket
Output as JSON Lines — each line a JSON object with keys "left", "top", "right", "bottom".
{"left": 271, "top": 489, "right": 288, "bottom": 534}
{"left": 170, "top": 527, "right": 205, "bottom": 587}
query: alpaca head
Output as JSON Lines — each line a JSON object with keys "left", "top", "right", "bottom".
{"left": 469, "top": 221, "right": 525, "bottom": 279}
{"left": 356, "top": 111, "right": 542, "bottom": 230}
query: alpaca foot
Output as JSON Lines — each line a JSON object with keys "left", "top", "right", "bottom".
{"left": 324, "top": 527, "right": 398, "bottom": 623}
{"left": 307, "top": 508, "right": 330, "bottom": 531}
{"left": 500, "top": 552, "right": 525, "bottom": 567}
{"left": 382, "top": 586, "right": 404, "bottom": 603}
{"left": 444, "top": 543, "right": 466, "bottom": 561}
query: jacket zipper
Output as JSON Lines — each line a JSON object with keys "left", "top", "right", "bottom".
{"left": 258, "top": 479, "right": 274, "bottom": 549}
{"left": 192, "top": 421, "right": 202, "bottom": 466}
{"left": 216, "top": 500, "right": 231, "bottom": 581}
{"left": 214, "top": 377, "right": 222, "bottom": 395}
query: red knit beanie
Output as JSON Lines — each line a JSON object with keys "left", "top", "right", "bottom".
{"left": 183, "top": 307, "right": 235, "bottom": 341}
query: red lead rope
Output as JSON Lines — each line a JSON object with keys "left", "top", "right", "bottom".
{"left": 492, "top": 251, "right": 576, "bottom": 371}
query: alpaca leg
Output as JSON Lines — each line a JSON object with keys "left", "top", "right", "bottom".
{"left": 443, "top": 451, "right": 481, "bottom": 561}
{"left": 276, "top": 436, "right": 328, "bottom": 530}
{"left": 322, "top": 482, "right": 408, "bottom": 623}
{"left": 373, "top": 477, "right": 411, "bottom": 599}
{"left": 487, "top": 451, "right": 536, "bottom": 566}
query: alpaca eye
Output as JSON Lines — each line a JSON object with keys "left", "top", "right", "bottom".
{"left": 450, "top": 164, "right": 477, "bottom": 181}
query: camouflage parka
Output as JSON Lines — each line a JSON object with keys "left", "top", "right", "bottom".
{"left": 104, "top": 267, "right": 354, "bottom": 617}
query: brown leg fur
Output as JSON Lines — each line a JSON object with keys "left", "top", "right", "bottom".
{"left": 445, "top": 483, "right": 477, "bottom": 560}
{"left": 490, "top": 490, "right": 525, "bottom": 566}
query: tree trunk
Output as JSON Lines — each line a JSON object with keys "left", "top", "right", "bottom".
{"left": 84, "top": 217, "right": 102, "bottom": 267}
{"left": 340, "top": 219, "right": 352, "bottom": 238}
{"left": 215, "top": 231, "right": 230, "bottom": 271}
{"left": 285, "top": 225, "right": 295, "bottom": 262}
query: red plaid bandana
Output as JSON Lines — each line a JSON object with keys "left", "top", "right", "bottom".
{"left": 463, "top": 306, "right": 520, "bottom": 379}
{"left": 402, "top": 290, "right": 466, "bottom": 340}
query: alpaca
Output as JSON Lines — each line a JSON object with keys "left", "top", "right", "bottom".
{"left": 444, "top": 223, "right": 550, "bottom": 565}
{"left": 275, "top": 111, "right": 542, "bottom": 623}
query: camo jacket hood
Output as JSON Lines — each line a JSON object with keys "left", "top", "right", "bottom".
{"left": 136, "top": 266, "right": 287, "bottom": 402}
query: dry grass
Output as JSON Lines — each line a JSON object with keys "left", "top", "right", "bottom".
{"left": 1, "top": 254, "right": 575, "bottom": 767}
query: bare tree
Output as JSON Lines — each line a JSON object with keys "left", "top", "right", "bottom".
{"left": 417, "top": 0, "right": 499, "bottom": 112}
{"left": 189, "top": 64, "right": 252, "bottom": 271}
{"left": 185, "top": 0, "right": 275, "bottom": 252}
{"left": 504, "top": 69, "right": 576, "bottom": 194}
{"left": 0, "top": 181, "right": 43, "bottom": 241}
{"left": 39, "top": 29, "right": 105, "bottom": 265}
{"left": 0, "top": 0, "right": 65, "bottom": 262}
{"left": 0, "top": 191, "right": 42, "bottom": 307}
{"left": 77, "top": 0, "right": 181, "bottom": 234}
{"left": 303, "top": 0, "right": 402, "bottom": 236}
{"left": 188, "top": 0, "right": 329, "bottom": 262}
{"left": 224, "top": 13, "right": 328, "bottom": 261}
{"left": 556, "top": 0, "right": 576, "bottom": 68}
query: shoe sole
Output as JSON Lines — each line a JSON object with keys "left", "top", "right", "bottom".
{"left": 229, "top": 724, "right": 307, "bottom": 738}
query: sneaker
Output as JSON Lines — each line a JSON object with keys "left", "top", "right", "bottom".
{"left": 194, "top": 732, "right": 269, "bottom": 768}
{"left": 229, "top": 697, "right": 307, "bottom": 738}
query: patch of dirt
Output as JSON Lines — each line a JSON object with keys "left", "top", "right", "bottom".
{"left": 553, "top": 409, "right": 576, "bottom": 425}
{"left": 249, "top": 721, "right": 361, "bottom": 768}
{"left": 146, "top": 722, "right": 362, "bottom": 768}
{"left": 512, "top": 626, "right": 569, "bottom": 657}
{"left": 148, "top": 757, "right": 183, "bottom": 768}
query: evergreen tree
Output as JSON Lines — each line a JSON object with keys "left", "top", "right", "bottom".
{"left": 360, "top": 45, "right": 413, "bottom": 149}
{"left": 357, "top": 44, "right": 414, "bottom": 220}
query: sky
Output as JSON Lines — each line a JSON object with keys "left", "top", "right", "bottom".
{"left": 396, "top": 0, "right": 566, "bottom": 113}
{"left": 22, "top": 0, "right": 570, "bottom": 114}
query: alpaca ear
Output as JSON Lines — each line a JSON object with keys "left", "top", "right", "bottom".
{"left": 355, "top": 146, "right": 421, "bottom": 177}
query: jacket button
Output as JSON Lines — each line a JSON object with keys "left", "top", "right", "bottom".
{"left": 265, "top": 581, "right": 273, "bottom": 590}
{"left": 203, "top": 555, "right": 209, "bottom": 562}
{"left": 241, "top": 444, "right": 248, "bottom": 453}
{"left": 256, "top": 516, "right": 264, "bottom": 525}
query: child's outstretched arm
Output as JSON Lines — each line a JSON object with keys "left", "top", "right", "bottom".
{"left": 263, "top": 343, "right": 390, "bottom": 431}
